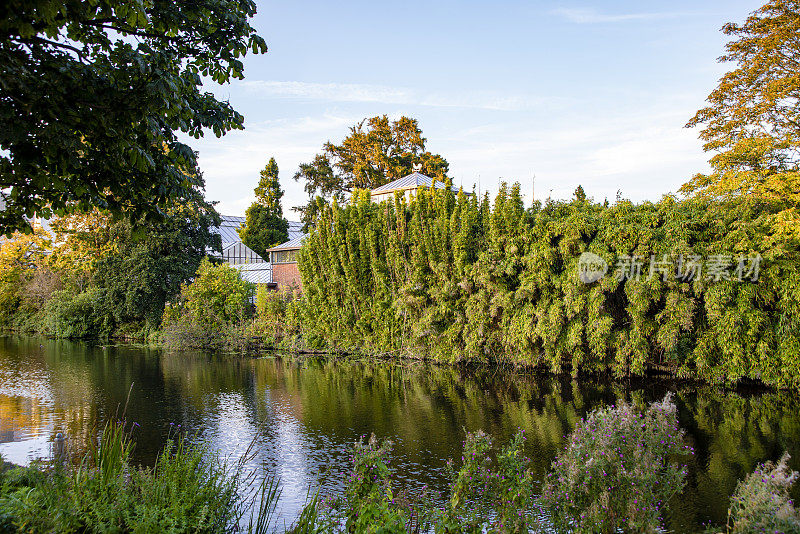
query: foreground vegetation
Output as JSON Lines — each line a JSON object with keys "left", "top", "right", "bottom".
{"left": 0, "top": 421, "right": 268, "bottom": 533}
{"left": 1, "top": 396, "right": 797, "bottom": 533}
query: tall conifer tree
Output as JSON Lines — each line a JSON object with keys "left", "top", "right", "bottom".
{"left": 239, "top": 158, "right": 289, "bottom": 258}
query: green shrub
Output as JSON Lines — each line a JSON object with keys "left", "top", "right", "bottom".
{"left": 724, "top": 453, "right": 800, "bottom": 533}
{"left": 161, "top": 258, "right": 254, "bottom": 350}
{"left": 182, "top": 258, "right": 254, "bottom": 329}
{"left": 540, "top": 393, "right": 691, "bottom": 533}
{"left": 41, "top": 288, "right": 112, "bottom": 339}
{"left": 113, "top": 320, "right": 159, "bottom": 342}
{"left": 256, "top": 285, "right": 287, "bottom": 318}
{"left": 161, "top": 307, "right": 228, "bottom": 350}
{"left": 250, "top": 287, "right": 304, "bottom": 348}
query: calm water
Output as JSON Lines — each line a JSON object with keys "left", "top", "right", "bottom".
{"left": 1, "top": 334, "right": 798, "bottom": 531}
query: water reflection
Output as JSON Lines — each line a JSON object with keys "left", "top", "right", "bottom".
{"left": 0, "top": 334, "right": 797, "bottom": 531}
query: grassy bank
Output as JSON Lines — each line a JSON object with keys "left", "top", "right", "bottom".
{"left": 0, "top": 420, "right": 276, "bottom": 533}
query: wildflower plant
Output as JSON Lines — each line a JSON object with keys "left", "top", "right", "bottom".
{"left": 440, "top": 430, "right": 496, "bottom": 532}
{"left": 540, "top": 393, "right": 692, "bottom": 533}
{"left": 439, "top": 430, "right": 535, "bottom": 534}
{"left": 341, "top": 434, "right": 407, "bottom": 533}
{"left": 313, "top": 430, "right": 535, "bottom": 533}
{"left": 492, "top": 431, "right": 535, "bottom": 533}
{"left": 724, "top": 452, "right": 800, "bottom": 533}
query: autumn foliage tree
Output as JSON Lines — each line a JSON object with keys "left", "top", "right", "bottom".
{"left": 293, "top": 115, "right": 449, "bottom": 227}
{"left": 0, "top": 228, "right": 51, "bottom": 323}
{"left": 685, "top": 0, "right": 800, "bottom": 257}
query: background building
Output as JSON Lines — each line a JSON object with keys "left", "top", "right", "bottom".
{"left": 369, "top": 172, "right": 467, "bottom": 203}
{"left": 266, "top": 236, "right": 304, "bottom": 290}
{"left": 211, "top": 216, "right": 304, "bottom": 288}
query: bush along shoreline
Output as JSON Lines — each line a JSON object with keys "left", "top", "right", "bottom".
{"left": 158, "top": 184, "right": 798, "bottom": 390}
{"left": 2, "top": 395, "right": 798, "bottom": 533}
{"left": 294, "top": 186, "right": 799, "bottom": 389}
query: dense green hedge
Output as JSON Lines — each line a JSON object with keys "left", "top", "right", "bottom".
{"left": 298, "top": 185, "right": 800, "bottom": 388}
{"left": 42, "top": 288, "right": 112, "bottom": 339}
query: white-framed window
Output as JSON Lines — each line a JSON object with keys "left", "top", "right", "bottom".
{"left": 271, "top": 249, "right": 298, "bottom": 264}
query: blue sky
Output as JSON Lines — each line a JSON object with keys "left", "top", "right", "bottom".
{"left": 190, "top": 0, "right": 763, "bottom": 217}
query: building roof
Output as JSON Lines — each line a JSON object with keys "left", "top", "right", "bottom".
{"left": 212, "top": 215, "right": 304, "bottom": 248}
{"left": 288, "top": 221, "right": 304, "bottom": 240}
{"left": 220, "top": 241, "right": 266, "bottom": 264}
{"left": 267, "top": 235, "right": 305, "bottom": 252}
{"left": 231, "top": 262, "right": 273, "bottom": 284}
{"left": 212, "top": 215, "right": 247, "bottom": 246}
{"left": 370, "top": 172, "right": 462, "bottom": 194}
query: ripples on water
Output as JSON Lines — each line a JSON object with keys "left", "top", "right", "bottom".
{"left": 0, "top": 334, "right": 798, "bottom": 532}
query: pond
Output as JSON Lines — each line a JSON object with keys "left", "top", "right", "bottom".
{"left": 0, "top": 334, "right": 798, "bottom": 531}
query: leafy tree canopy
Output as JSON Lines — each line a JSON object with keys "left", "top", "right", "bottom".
{"left": 293, "top": 115, "right": 449, "bottom": 226}
{"left": 238, "top": 157, "right": 289, "bottom": 258}
{"left": 47, "top": 209, "right": 120, "bottom": 287}
{"left": 685, "top": 0, "right": 800, "bottom": 257}
{"left": 254, "top": 157, "right": 284, "bottom": 212}
{"left": 0, "top": 0, "right": 267, "bottom": 234}
{"left": 94, "top": 186, "right": 221, "bottom": 326}
{"left": 0, "top": 175, "right": 220, "bottom": 328}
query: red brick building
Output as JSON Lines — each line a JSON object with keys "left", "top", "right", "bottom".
{"left": 266, "top": 236, "right": 304, "bottom": 290}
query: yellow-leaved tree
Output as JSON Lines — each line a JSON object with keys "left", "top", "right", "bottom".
{"left": 685, "top": 0, "right": 800, "bottom": 258}
{"left": 0, "top": 227, "right": 51, "bottom": 322}
{"left": 46, "top": 209, "right": 119, "bottom": 289}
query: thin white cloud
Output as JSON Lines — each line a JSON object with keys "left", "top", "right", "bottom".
{"left": 552, "top": 7, "right": 684, "bottom": 24}
{"left": 241, "top": 80, "right": 558, "bottom": 111}
{"left": 244, "top": 81, "right": 409, "bottom": 104}
{"left": 186, "top": 84, "right": 709, "bottom": 216}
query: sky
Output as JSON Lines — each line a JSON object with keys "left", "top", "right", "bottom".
{"left": 189, "top": 0, "right": 764, "bottom": 218}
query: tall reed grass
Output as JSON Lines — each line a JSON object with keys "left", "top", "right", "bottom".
{"left": 0, "top": 420, "right": 281, "bottom": 533}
